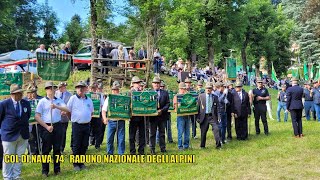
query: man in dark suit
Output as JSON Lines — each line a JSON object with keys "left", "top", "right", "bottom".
{"left": 231, "top": 81, "right": 251, "bottom": 140}
{"left": 0, "top": 84, "right": 31, "bottom": 179}
{"left": 149, "top": 77, "right": 170, "bottom": 154}
{"left": 286, "top": 77, "right": 304, "bottom": 138}
{"left": 197, "top": 82, "right": 221, "bottom": 149}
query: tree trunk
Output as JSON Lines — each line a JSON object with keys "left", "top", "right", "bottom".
{"left": 207, "top": 38, "right": 215, "bottom": 74}
{"left": 90, "top": 0, "right": 98, "bottom": 83}
{"left": 241, "top": 33, "right": 250, "bottom": 75}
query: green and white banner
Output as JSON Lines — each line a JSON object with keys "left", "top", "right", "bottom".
{"left": 36, "top": 52, "right": 71, "bottom": 81}
{"left": 176, "top": 93, "right": 198, "bottom": 116}
{"left": 0, "top": 72, "right": 23, "bottom": 99}
{"left": 168, "top": 91, "right": 176, "bottom": 112}
{"left": 86, "top": 92, "right": 102, "bottom": 118}
{"left": 131, "top": 91, "right": 158, "bottom": 116}
{"left": 226, "top": 58, "right": 237, "bottom": 79}
{"left": 107, "top": 94, "right": 131, "bottom": 120}
{"left": 29, "top": 99, "right": 39, "bottom": 124}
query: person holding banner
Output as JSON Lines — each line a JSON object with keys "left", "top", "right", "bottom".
{"left": 24, "top": 85, "right": 42, "bottom": 155}
{"left": 173, "top": 82, "right": 190, "bottom": 150}
{"left": 149, "top": 77, "right": 170, "bottom": 154}
{"left": 55, "top": 82, "right": 72, "bottom": 153}
{"left": 67, "top": 81, "right": 94, "bottom": 171}
{"left": 128, "top": 76, "right": 146, "bottom": 155}
{"left": 88, "top": 82, "right": 102, "bottom": 150}
{"left": 0, "top": 84, "right": 31, "bottom": 180}
{"left": 158, "top": 82, "right": 173, "bottom": 143}
{"left": 35, "top": 82, "right": 69, "bottom": 177}
{"left": 231, "top": 81, "right": 251, "bottom": 140}
{"left": 102, "top": 85, "right": 126, "bottom": 154}
{"left": 197, "top": 82, "right": 221, "bottom": 149}
{"left": 185, "top": 78, "right": 197, "bottom": 139}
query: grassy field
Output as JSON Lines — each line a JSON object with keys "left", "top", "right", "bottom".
{"left": 3, "top": 72, "right": 320, "bottom": 179}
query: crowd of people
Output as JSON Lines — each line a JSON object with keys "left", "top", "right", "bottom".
{"left": 0, "top": 72, "right": 309, "bottom": 179}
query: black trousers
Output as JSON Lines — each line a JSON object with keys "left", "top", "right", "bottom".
{"left": 89, "top": 117, "right": 102, "bottom": 148}
{"left": 135, "top": 117, "right": 149, "bottom": 145}
{"left": 226, "top": 109, "right": 232, "bottom": 139}
{"left": 39, "top": 123, "right": 63, "bottom": 174}
{"left": 99, "top": 124, "right": 106, "bottom": 146}
{"left": 290, "top": 109, "right": 303, "bottom": 136}
{"left": 235, "top": 116, "right": 248, "bottom": 140}
{"left": 28, "top": 124, "right": 40, "bottom": 155}
{"left": 190, "top": 115, "right": 197, "bottom": 137}
{"left": 149, "top": 116, "right": 166, "bottom": 152}
{"left": 0, "top": 134, "right": 3, "bottom": 169}
{"left": 254, "top": 104, "right": 269, "bottom": 134}
{"left": 72, "top": 122, "right": 90, "bottom": 167}
{"left": 200, "top": 115, "right": 220, "bottom": 147}
{"left": 129, "top": 117, "right": 146, "bottom": 154}
{"left": 60, "top": 122, "right": 68, "bottom": 152}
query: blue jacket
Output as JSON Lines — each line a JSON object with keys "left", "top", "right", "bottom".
{"left": 286, "top": 85, "right": 304, "bottom": 110}
{"left": 0, "top": 98, "right": 31, "bottom": 142}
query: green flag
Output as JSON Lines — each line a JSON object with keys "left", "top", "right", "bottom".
{"left": 107, "top": 94, "right": 131, "bottom": 120}
{"left": 86, "top": 92, "right": 102, "bottom": 118}
{"left": 311, "top": 65, "right": 314, "bottom": 79}
{"left": 315, "top": 66, "right": 320, "bottom": 81}
{"left": 0, "top": 72, "right": 23, "bottom": 99}
{"left": 36, "top": 52, "right": 71, "bottom": 81}
{"left": 292, "top": 67, "right": 299, "bottom": 79}
{"left": 271, "top": 62, "right": 279, "bottom": 83}
{"left": 131, "top": 91, "right": 158, "bottom": 116}
{"left": 304, "top": 61, "right": 309, "bottom": 80}
{"left": 226, "top": 58, "right": 237, "bottom": 79}
{"left": 176, "top": 93, "right": 198, "bottom": 116}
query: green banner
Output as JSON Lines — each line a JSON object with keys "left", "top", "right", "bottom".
{"left": 28, "top": 99, "right": 39, "bottom": 124}
{"left": 176, "top": 93, "right": 198, "bottom": 116}
{"left": 132, "top": 91, "right": 158, "bottom": 116}
{"left": 86, "top": 92, "right": 102, "bottom": 118}
{"left": 168, "top": 91, "right": 176, "bottom": 112}
{"left": 291, "top": 67, "right": 300, "bottom": 79}
{"left": 226, "top": 58, "right": 237, "bottom": 79}
{"left": 304, "top": 61, "right": 309, "bottom": 81}
{"left": 107, "top": 94, "right": 131, "bottom": 120}
{"left": 0, "top": 73, "right": 23, "bottom": 99}
{"left": 36, "top": 52, "right": 71, "bottom": 81}
{"left": 271, "top": 62, "right": 279, "bottom": 83}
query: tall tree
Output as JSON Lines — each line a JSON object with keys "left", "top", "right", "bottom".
{"left": 38, "top": 0, "right": 59, "bottom": 46}
{"left": 60, "top": 14, "right": 85, "bottom": 53}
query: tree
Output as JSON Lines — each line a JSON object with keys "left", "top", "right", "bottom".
{"left": 60, "top": 14, "right": 85, "bottom": 53}
{"left": 38, "top": 0, "right": 59, "bottom": 46}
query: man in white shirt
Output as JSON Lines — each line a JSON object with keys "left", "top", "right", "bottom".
{"left": 35, "top": 44, "right": 47, "bottom": 53}
{"left": 67, "top": 81, "right": 94, "bottom": 171}
{"left": 35, "top": 82, "right": 69, "bottom": 177}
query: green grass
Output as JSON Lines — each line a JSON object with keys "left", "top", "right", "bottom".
{"left": 4, "top": 73, "right": 320, "bottom": 179}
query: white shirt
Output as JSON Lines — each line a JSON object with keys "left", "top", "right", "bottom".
{"left": 67, "top": 94, "right": 94, "bottom": 124}
{"left": 35, "top": 97, "right": 66, "bottom": 123}
{"left": 11, "top": 98, "right": 22, "bottom": 116}
{"left": 35, "top": 48, "right": 47, "bottom": 53}
{"left": 102, "top": 96, "right": 109, "bottom": 112}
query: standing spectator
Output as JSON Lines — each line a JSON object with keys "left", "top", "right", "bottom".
{"left": 110, "top": 46, "right": 119, "bottom": 67}
{"left": 277, "top": 84, "right": 288, "bottom": 122}
{"left": 129, "top": 48, "right": 136, "bottom": 60}
{"left": 138, "top": 46, "right": 147, "bottom": 60}
{"left": 153, "top": 48, "right": 161, "bottom": 75}
{"left": 59, "top": 44, "right": 67, "bottom": 54}
{"left": 36, "top": 44, "right": 47, "bottom": 53}
{"left": 0, "top": 84, "right": 31, "bottom": 179}
{"left": 65, "top": 41, "right": 72, "bottom": 54}
{"left": 118, "top": 45, "right": 125, "bottom": 60}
